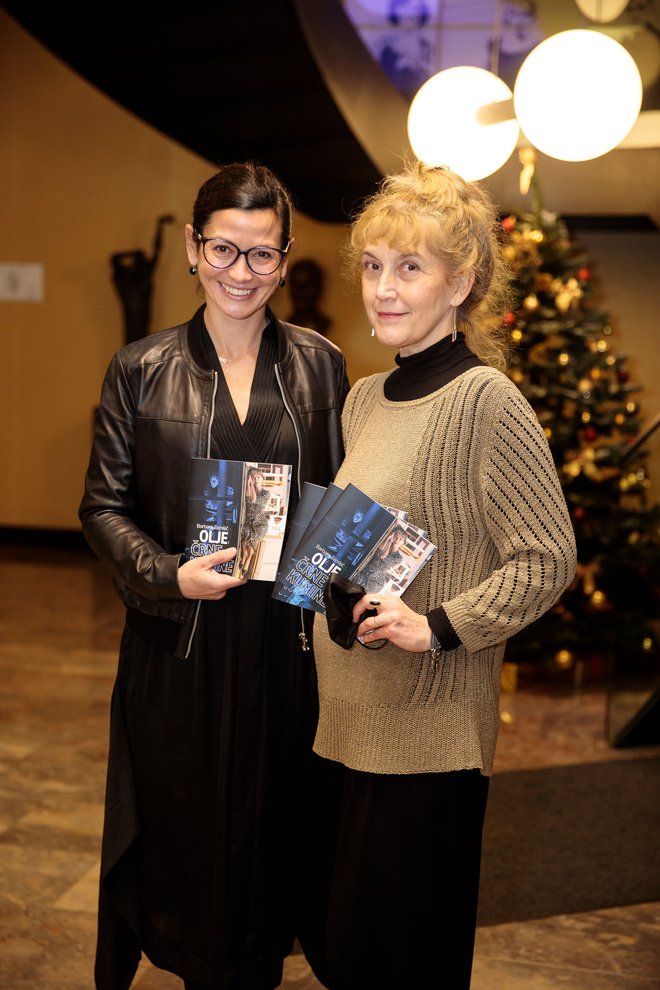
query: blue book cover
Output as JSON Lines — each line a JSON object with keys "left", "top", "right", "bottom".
{"left": 184, "top": 458, "right": 292, "bottom": 581}
{"left": 273, "top": 481, "right": 327, "bottom": 590}
{"left": 298, "top": 482, "right": 344, "bottom": 548}
{"left": 271, "top": 483, "right": 398, "bottom": 613}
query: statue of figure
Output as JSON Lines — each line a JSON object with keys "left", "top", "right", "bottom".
{"left": 286, "top": 258, "right": 332, "bottom": 337}
{"left": 111, "top": 214, "right": 175, "bottom": 344}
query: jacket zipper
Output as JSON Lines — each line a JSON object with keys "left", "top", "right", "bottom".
{"left": 274, "top": 362, "right": 310, "bottom": 652}
{"left": 184, "top": 371, "right": 219, "bottom": 659}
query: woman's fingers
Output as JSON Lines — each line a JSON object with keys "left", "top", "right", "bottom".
{"left": 178, "top": 547, "right": 247, "bottom": 599}
{"left": 353, "top": 594, "right": 434, "bottom": 653}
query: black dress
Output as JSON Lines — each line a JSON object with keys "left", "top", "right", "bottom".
{"left": 303, "top": 335, "right": 490, "bottom": 990}
{"left": 96, "top": 322, "right": 319, "bottom": 990}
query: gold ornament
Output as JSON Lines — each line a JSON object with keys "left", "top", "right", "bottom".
{"left": 626, "top": 401, "right": 637, "bottom": 414}
{"left": 551, "top": 276, "right": 582, "bottom": 315}
{"left": 597, "top": 340, "right": 608, "bottom": 353}
{"left": 590, "top": 367, "right": 602, "bottom": 381}
{"left": 581, "top": 412, "right": 592, "bottom": 423}
{"left": 555, "top": 649, "right": 574, "bottom": 669}
{"left": 511, "top": 328, "right": 523, "bottom": 342}
{"left": 523, "top": 293, "right": 539, "bottom": 312}
{"left": 642, "top": 637, "right": 653, "bottom": 652}
{"left": 558, "top": 352, "right": 570, "bottom": 366}
{"left": 563, "top": 447, "right": 619, "bottom": 482}
{"left": 615, "top": 413, "right": 626, "bottom": 425}
{"left": 519, "top": 146, "right": 537, "bottom": 195}
{"left": 590, "top": 589, "right": 609, "bottom": 610}
{"left": 575, "top": 560, "right": 600, "bottom": 596}
{"left": 510, "top": 368, "right": 524, "bottom": 383}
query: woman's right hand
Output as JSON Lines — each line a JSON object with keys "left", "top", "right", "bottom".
{"left": 177, "top": 547, "right": 247, "bottom": 600}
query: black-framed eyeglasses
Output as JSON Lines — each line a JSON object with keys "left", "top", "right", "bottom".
{"left": 196, "top": 233, "right": 289, "bottom": 275}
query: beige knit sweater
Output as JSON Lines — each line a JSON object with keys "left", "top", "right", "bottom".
{"left": 312, "top": 367, "right": 577, "bottom": 776}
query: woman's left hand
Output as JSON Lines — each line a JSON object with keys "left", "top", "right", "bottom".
{"left": 353, "top": 593, "right": 433, "bottom": 653}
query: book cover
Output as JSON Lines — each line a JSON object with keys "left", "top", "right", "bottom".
{"left": 271, "top": 483, "right": 400, "bottom": 613}
{"left": 299, "top": 481, "right": 344, "bottom": 547}
{"left": 273, "top": 481, "right": 327, "bottom": 591}
{"left": 184, "top": 458, "right": 292, "bottom": 581}
{"left": 349, "top": 518, "right": 436, "bottom": 597}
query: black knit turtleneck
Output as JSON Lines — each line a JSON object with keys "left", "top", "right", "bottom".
{"left": 385, "top": 333, "right": 484, "bottom": 650}
{"left": 384, "top": 332, "right": 482, "bottom": 401}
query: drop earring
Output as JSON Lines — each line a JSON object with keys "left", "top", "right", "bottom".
{"left": 279, "top": 277, "right": 286, "bottom": 288}
{"left": 451, "top": 307, "right": 457, "bottom": 343}
{"left": 371, "top": 327, "right": 375, "bottom": 337}
{"left": 189, "top": 265, "right": 197, "bottom": 275}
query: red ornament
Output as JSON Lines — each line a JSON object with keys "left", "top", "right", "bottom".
{"left": 618, "top": 369, "right": 629, "bottom": 383}
{"left": 583, "top": 426, "right": 598, "bottom": 442}
{"left": 573, "top": 506, "right": 586, "bottom": 520}
{"left": 503, "top": 311, "right": 518, "bottom": 327}
{"left": 577, "top": 267, "right": 591, "bottom": 282}
{"left": 501, "top": 215, "right": 517, "bottom": 231}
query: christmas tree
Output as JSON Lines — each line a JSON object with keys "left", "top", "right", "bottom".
{"left": 500, "top": 180, "right": 660, "bottom": 675}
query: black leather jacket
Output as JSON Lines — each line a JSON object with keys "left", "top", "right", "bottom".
{"left": 79, "top": 308, "right": 349, "bottom": 657}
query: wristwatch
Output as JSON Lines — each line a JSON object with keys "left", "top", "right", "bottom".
{"left": 429, "top": 631, "right": 442, "bottom": 671}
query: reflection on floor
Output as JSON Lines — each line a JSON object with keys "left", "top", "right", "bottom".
{"left": 0, "top": 544, "right": 658, "bottom": 989}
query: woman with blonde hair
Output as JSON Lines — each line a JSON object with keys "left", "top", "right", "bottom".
{"left": 304, "top": 162, "right": 576, "bottom": 990}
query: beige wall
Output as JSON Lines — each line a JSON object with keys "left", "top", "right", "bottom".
{"left": 0, "top": 11, "right": 388, "bottom": 531}
{"left": 1, "top": 10, "right": 658, "bottom": 531}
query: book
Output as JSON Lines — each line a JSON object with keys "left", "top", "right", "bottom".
{"left": 271, "top": 482, "right": 432, "bottom": 614}
{"left": 302, "top": 481, "right": 344, "bottom": 541}
{"left": 350, "top": 518, "right": 436, "bottom": 596}
{"left": 273, "top": 481, "right": 327, "bottom": 589}
{"left": 183, "top": 457, "right": 292, "bottom": 581}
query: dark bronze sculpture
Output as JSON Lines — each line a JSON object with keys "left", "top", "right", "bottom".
{"left": 111, "top": 214, "right": 175, "bottom": 344}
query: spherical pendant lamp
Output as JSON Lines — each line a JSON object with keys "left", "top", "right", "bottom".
{"left": 513, "top": 29, "right": 642, "bottom": 161}
{"left": 407, "top": 66, "right": 520, "bottom": 180}
{"left": 574, "top": 0, "right": 629, "bottom": 22}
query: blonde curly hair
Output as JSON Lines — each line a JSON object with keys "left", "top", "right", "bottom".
{"left": 344, "top": 160, "right": 513, "bottom": 370}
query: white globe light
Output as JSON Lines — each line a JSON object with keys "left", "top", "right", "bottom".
{"left": 407, "top": 66, "right": 519, "bottom": 181}
{"left": 574, "top": 0, "right": 629, "bottom": 22}
{"left": 513, "top": 29, "right": 642, "bottom": 162}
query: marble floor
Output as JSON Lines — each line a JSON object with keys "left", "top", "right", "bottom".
{"left": 1, "top": 542, "right": 659, "bottom": 989}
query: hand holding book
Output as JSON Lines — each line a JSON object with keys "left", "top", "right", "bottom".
{"left": 177, "top": 547, "right": 247, "bottom": 600}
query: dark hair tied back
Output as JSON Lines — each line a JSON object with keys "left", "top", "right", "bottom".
{"left": 192, "top": 161, "right": 293, "bottom": 249}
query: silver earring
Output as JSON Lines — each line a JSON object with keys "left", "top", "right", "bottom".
{"left": 371, "top": 327, "right": 375, "bottom": 337}
{"left": 451, "top": 307, "right": 457, "bottom": 343}
{"left": 189, "top": 265, "right": 197, "bottom": 275}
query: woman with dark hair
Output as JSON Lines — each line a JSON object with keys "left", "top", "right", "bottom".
{"left": 80, "top": 161, "right": 349, "bottom": 990}
{"left": 307, "top": 161, "right": 576, "bottom": 990}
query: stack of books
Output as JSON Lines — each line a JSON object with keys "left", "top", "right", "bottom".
{"left": 271, "top": 481, "right": 436, "bottom": 613}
